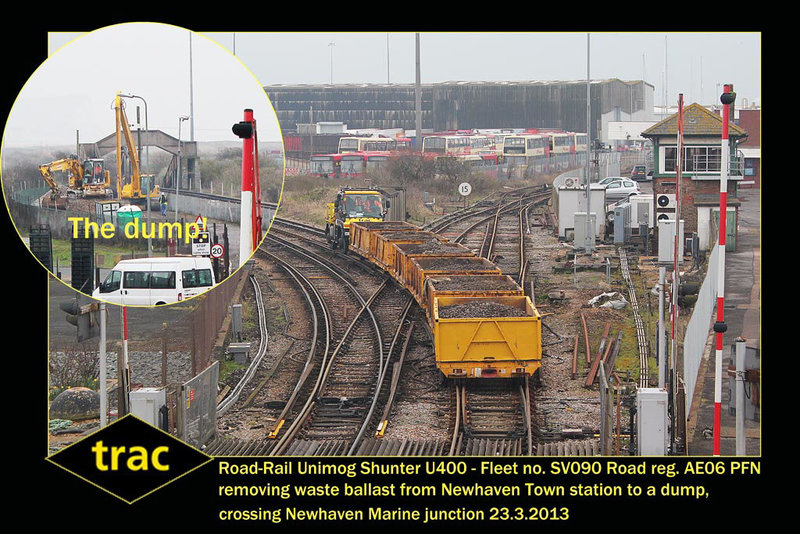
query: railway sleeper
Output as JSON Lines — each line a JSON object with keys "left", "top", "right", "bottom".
{"left": 318, "top": 396, "right": 371, "bottom": 406}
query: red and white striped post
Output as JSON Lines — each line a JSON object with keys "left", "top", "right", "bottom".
{"left": 121, "top": 306, "right": 130, "bottom": 416}
{"left": 713, "top": 84, "right": 735, "bottom": 455}
{"left": 233, "top": 109, "right": 262, "bottom": 268}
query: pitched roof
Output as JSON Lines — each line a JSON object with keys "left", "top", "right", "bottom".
{"left": 642, "top": 103, "right": 748, "bottom": 139}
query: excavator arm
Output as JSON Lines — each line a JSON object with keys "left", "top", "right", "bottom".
{"left": 114, "top": 92, "right": 143, "bottom": 199}
{"left": 38, "top": 164, "right": 61, "bottom": 196}
{"left": 113, "top": 92, "right": 159, "bottom": 203}
{"left": 38, "top": 158, "right": 83, "bottom": 195}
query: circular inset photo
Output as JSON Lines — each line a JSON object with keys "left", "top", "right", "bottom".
{"left": 2, "top": 22, "right": 284, "bottom": 307}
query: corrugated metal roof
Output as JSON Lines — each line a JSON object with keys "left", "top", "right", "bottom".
{"left": 642, "top": 103, "right": 747, "bottom": 138}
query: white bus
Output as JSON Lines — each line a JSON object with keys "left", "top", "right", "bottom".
{"left": 93, "top": 256, "right": 217, "bottom": 306}
{"left": 338, "top": 136, "right": 397, "bottom": 153}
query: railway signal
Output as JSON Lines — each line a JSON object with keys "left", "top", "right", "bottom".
{"left": 60, "top": 294, "right": 100, "bottom": 342}
{"left": 232, "top": 109, "right": 263, "bottom": 267}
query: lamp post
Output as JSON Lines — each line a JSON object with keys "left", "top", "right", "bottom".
{"left": 175, "top": 116, "right": 189, "bottom": 224}
{"left": 328, "top": 42, "right": 335, "bottom": 84}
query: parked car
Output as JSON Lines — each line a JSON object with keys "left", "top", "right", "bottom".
{"left": 598, "top": 176, "right": 623, "bottom": 186}
{"left": 631, "top": 165, "right": 648, "bottom": 181}
{"left": 602, "top": 178, "right": 641, "bottom": 202}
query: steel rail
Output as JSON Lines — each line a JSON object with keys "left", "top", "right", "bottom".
{"left": 256, "top": 249, "right": 331, "bottom": 441}
{"left": 257, "top": 234, "right": 388, "bottom": 454}
{"left": 352, "top": 307, "right": 415, "bottom": 454}
{"left": 618, "top": 248, "right": 650, "bottom": 387}
{"left": 216, "top": 273, "right": 269, "bottom": 416}
{"left": 271, "top": 281, "right": 389, "bottom": 455}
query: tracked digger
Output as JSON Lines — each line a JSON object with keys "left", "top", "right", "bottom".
{"left": 38, "top": 156, "right": 112, "bottom": 208}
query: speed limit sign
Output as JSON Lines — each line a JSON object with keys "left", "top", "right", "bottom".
{"left": 210, "top": 243, "right": 225, "bottom": 259}
{"left": 458, "top": 182, "right": 472, "bottom": 196}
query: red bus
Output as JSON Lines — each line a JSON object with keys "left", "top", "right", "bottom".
{"left": 310, "top": 153, "right": 342, "bottom": 178}
{"left": 339, "top": 151, "right": 393, "bottom": 178}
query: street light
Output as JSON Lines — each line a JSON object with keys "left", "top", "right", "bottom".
{"left": 328, "top": 42, "right": 335, "bottom": 84}
{"left": 175, "top": 115, "right": 189, "bottom": 224}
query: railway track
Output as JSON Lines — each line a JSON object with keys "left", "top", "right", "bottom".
{"left": 216, "top": 273, "right": 270, "bottom": 417}
{"left": 451, "top": 379, "right": 532, "bottom": 456}
{"left": 259, "top": 235, "right": 400, "bottom": 455}
{"left": 209, "top": 223, "right": 429, "bottom": 456}
{"left": 428, "top": 188, "right": 549, "bottom": 457}
{"left": 619, "top": 248, "right": 650, "bottom": 387}
{"left": 207, "top": 183, "right": 603, "bottom": 457}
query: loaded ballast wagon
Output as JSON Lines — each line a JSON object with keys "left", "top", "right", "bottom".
{"left": 348, "top": 220, "right": 542, "bottom": 379}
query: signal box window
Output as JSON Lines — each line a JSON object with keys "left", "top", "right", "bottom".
{"left": 183, "top": 269, "right": 213, "bottom": 288}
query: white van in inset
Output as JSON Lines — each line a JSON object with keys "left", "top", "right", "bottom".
{"left": 93, "top": 256, "right": 217, "bottom": 306}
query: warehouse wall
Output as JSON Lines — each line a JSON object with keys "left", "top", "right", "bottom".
{"left": 265, "top": 80, "right": 655, "bottom": 141}
{"left": 265, "top": 84, "right": 434, "bottom": 132}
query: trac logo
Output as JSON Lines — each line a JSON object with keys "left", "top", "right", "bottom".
{"left": 91, "top": 441, "right": 170, "bottom": 472}
{"left": 48, "top": 415, "right": 211, "bottom": 503}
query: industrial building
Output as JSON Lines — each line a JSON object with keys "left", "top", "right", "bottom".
{"left": 265, "top": 79, "right": 655, "bottom": 159}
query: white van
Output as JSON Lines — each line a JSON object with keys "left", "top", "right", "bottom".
{"left": 93, "top": 256, "right": 217, "bottom": 306}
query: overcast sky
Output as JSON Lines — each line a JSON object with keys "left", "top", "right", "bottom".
{"left": 203, "top": 31, "right": 760, "bottom": 108}
{"left": 3, "top": 27, "right": 760, "bottom": 149}
{"left": 2, "top": 23, "right": 281, "bottom": 148}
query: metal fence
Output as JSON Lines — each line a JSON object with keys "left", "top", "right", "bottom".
{"left": 177, "top": 361, "right": 219, "bottom": 448}
{"left": 173, "top": 262, "right": 248, "bottom": 446}
{"left": 190, "top": 264, "right": 248, "bottom": 374}
{"left": 682, "top": 242, "right": 720, "bottom": 417}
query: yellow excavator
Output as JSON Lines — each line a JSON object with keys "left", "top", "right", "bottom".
{"left": 114, "top": 92, "right": 159, "bottom": 208}
{"left": 38, "top": 156, "right": 112, "bottom": 207}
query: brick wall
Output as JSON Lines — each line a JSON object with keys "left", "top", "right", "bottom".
{"left": 654, "top": 177, "right": 737, "bottom": 234}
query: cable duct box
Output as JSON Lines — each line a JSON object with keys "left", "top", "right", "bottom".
{"left": 573, "top": 212, "right": 597, "bottom": 248}
{"left": 637, "top": 388, "right": 668, "bottom": 455}
{"left": 130, "top": 388, "right": 167, "bottom": 427}
{"left": 229, "top": 342, "right": 251, "bottom": 364}
{"left": 657, "top": 219, "right": 684, "bottom": 263}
